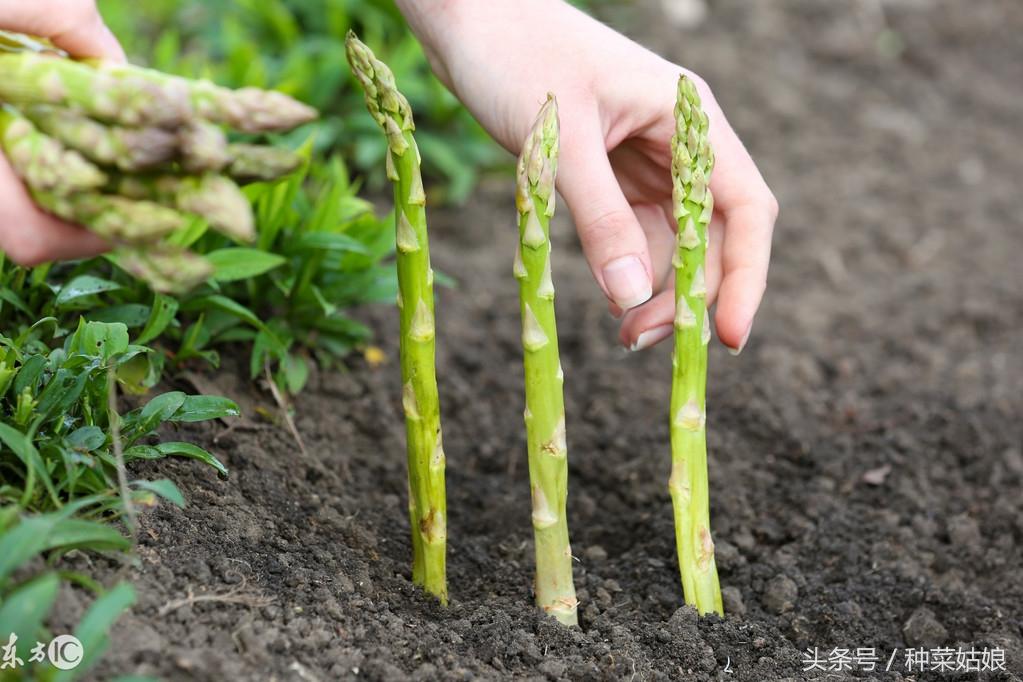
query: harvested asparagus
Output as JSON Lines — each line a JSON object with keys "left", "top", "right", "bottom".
{"left": 226, "top": 143, "right": 303, "bottom": 182}
{"left": 32, "top": 192, "right": 184, "bottom": 244}
{"left": 116, "top": 246, "right": 213, "bottom": 295}
{"left": 84, "top": 60, "right": 317, "bottom": 133}
{"left": 177, "top": 120, "right": 231, "bottom": 173}
{"left": 668, "top": 75, "right": 722, "bottom": 616}
{"left": 515, "top": 95, "right": 578, "bottom": 626}
{"left": 0, "top": 107, "right": 106, "bottom": 193}
{"left": 113, "top": 174, "right": 254, "bottom": 242}
{"left": 25, "top": 106, "right": 177, "bottom": 171}
{"left": 0, "top": 51, "right": 190, "bottom": 127}
{"left": 346, "top": 32, "right": 448, "bottom": 604}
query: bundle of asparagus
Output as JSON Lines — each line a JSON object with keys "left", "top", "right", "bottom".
{"left": 668, "top": 75, "right": 723, "bottom": 616}
{"left": 0, "top": 40, "right": 315, "bottom": 292}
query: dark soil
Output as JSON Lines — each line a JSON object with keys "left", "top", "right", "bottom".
{"left": 61, "top": 1, "right": 1023, "bottom": 680}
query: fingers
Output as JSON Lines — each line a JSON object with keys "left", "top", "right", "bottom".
{"left": 0, "top": 155, "right": 108, "bottom": 265}
{"left": 0, "top": 0, "right": 125, "bottom": 61}
{"left": 714, "top": 200, "right": 775, "bottom": 353}
{"left": 558, "top": 119, "right": 654, "bottom": 312}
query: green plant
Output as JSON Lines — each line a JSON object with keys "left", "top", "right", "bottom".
{"left": 97, "top": 0, "right": 506, "bottom": 204}
{"left": 346, "top": 32, "right": 447, "bottom": 604}
{"left": 514, "top": 96, "right": 577, "bottom": 626}
{"left": 668, "top": 75, "right": 722, "bottom": 616}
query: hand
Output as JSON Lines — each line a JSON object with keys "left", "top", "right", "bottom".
{"left": 0, "top": 0, "right": 124, "bottom": 265}
{"left": 397, "top": 0, "right": 777, "bottom": 353}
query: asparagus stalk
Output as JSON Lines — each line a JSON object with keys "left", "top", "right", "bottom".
{"left": 668, "top": 75, "right": 722, "bottom": 616}
{"left": 0, "top": 106, "right": 106, "bottom": 193}
{"left": 113, "top": 173, "right": 254, "bottom": 242}
{"left": 24, "top": 106, "right": 177, "bottom": 171}
{"left": 226, "top": 143, "right": 303, "bottom": 182}
{"left": 346, "top": 32, "right": 447, "bottom": 604}
{"left": 515, "top": 95, "right": 578, "bottom": 626}
{"left": 116, "top": 246, "right": 213, "bottom": 294}
{"left": 177, "top": 121, "right": 231, "bottom": 173}
{"left": 0, "top": 52, "right": 190, "bottom": 127}
{"left": 84, "top": 60, "right": 317, "bottom": 133}
{"left": 31, "top": 192, "right": 184, "bottom": 244}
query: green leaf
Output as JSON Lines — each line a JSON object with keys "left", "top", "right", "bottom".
{"left": 55, "top": 275, "right": 122, "bottom": 307}
{"left": 0, "top": 422, "right": 59, "bottom": 507}
{"left": 289, "top": 231, "right": 369, "bottom": 254}
{"left": 153, "top": 442, "right": 228, "bottom": 476}
{"left": 67, "top": 426, "right": 105, "bottom": 452}
{"left": 56, "top": 582, "right": 136, "bottom": 682}
{"left": 283, "top": 352, "right": 309, "bottom": 394}
{"left": 171, "top": 395, "right": 240, "bottom": 423}
{"left": 133, "top": 479, "right": 186, "bottom": 507}
{"left": 136, "top": 293, "right": 179, "bottom": 345}
{"left": 45, "top": 518, "right": 131, "bottom": 553}
{"left": 207, "top": 248, "right": 287, "bottom": 282}
{"left": 0, "top": 573, "right": 60, "bottom": 660}
{"left": 86, "top": 304, "right": 151, "bottom": 327}
{"left": 69, "top": 320, "right": 130, "bottom": 361}
{"left": 0, "top": 515, "right": 53, "bottom": 582}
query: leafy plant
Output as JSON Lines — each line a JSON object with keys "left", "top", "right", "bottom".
{"left": 98, "top": 0, "right": 507, "bottom": 204}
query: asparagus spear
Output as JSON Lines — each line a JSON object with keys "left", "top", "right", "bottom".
{"left": 24, "top": 106, "right": 177, "bottom": 171}
{"left": 0, "top": 106, "right": 106, "bottom": 193}
{"left": 84, "top": 60, "right": 317, "bottom": 134}
{"left": 116, "top": 246, "right": 213, "bottom": 294}
{"left": 113, "top": 174, "right": 254, "bottom": 243}
{"left": 668, "top": 75, "right": 722, "bottom": 616}
{"left": 177, "top": 121, "right": 231, "bottom": 173}
{"left": 515, "top": 95, "right": 578, "bottom": 626}
{"left": 226, "top": 143, "right": 303, "bottom": 182}
{"left": 32, "top": 192, "right": 184, "bottom": 244}
{"left": 346, "top": 32, "right": 447, "bottom": 604}
{"left": 0, "top": 52, "right": 190, "bottom": 128}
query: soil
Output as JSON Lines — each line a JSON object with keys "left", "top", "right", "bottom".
{"left": 56, "top": 1, "right": 1023, "bottom": 680}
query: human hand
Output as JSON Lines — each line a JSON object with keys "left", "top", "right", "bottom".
{"left": 397, "top": 0, "right": 777, "bottom": 353}
{"left": 0, "top": 0, "right": 124, "bottom": 264}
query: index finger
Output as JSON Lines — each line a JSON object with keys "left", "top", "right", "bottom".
{"left": 706, "top": 117, "right": 777, "bottom": 353}
{"left": 0, "top": 0, "right": 125, "bottom": 61}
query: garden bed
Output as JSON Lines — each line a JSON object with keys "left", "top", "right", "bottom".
{"left": 57, "top": 1, "right": 1022, "bottom": 679}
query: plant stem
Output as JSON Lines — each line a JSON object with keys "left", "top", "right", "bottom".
{"left": 515, "top": 95, "right": 578, "bottom": 625}
{"left": 669, "top": 75, "right": 723, "bottom": 616}
{"left": 346, "top": 32, "right": 447, "bottom": 604}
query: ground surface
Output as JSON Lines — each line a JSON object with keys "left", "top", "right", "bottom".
{"left": 59, "top": 1, "right": 1023, "bottom": 680}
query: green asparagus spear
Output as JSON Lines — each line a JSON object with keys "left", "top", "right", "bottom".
{"left": 32, "top": 192, "right": 184, "bottom": 244}
{"left": 668, "top": 75, "right": 722, "bottom": 616}
{"left": 515, "top": 95, "right": 578, "bottom": 626}
{"left": 225, "top": 143, "right": 303, "bottom": 182}
{"left": 116, "top": 246, "right": 213, "bottom": 294}
{"left": 0, "top": 52, "right": 190, "bottom": 128}
{"left": 24, "top": 106, "right": 176, "bottom": 171}
{"left": 113, "top": 173, "right": 254, "bottom": 243}
{"left": 83, "top": 60, "right": 317, "bottom": 133}
{"left": 177, "top": 121, "right": 231, "bottom": 173}
{"left": 0, "top": 106, "right": 106, "bottom": 193}
{"left": 346, "top": 32, "right": 447, "bottom": 604}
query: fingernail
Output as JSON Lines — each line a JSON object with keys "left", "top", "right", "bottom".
{"left": 602, "top": 255, "right": 652, "bottom": 310}
{"left": 726, "top": 324, "right": 752, "bottom": 356}
{"left": 630, "top": 324, "right": 673, "bottom": 352}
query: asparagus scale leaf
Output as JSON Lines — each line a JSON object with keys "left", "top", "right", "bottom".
{"left": 668, "top": 75, "right": 723, "bottom": 616}
{"left": 515, "top": 95, "right": 578, "bottom": 626}
{"left": 346, "top": 31, "right": 448, "bottom": 605}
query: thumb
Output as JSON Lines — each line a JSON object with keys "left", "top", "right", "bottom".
{"left": 0, "top": 0, "right": 125, "bottom": 61}
{"left": 557, "top": 120, "right": 653, "bottom": 311}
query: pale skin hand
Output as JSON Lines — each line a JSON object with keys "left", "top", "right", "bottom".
{"left": 396, "top": 0, "right": 777, "bottom": 352}
{"left": 0, "top": 0, "right": 124, "bottom": 265}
